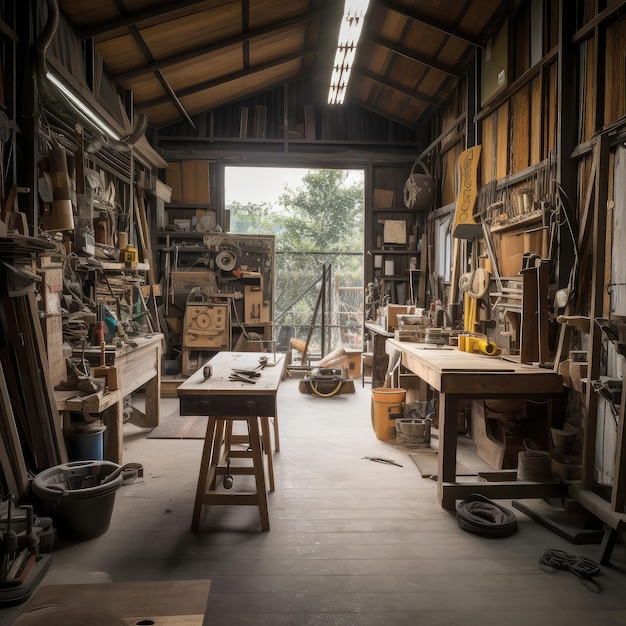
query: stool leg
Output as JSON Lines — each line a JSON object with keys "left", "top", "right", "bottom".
{"left": 248, "top": 416, "right": 270, "bottom": 531}
{"left": 192, "top": 416, "right": 219, "bottom": 531}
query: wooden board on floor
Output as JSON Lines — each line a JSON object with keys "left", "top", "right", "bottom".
{"left": 21, "top": 579, "right": 211, "bottom": 623}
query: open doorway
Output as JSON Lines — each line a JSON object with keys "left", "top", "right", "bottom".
{"left": 225, "top": 166, "right": 365, "bottom": 358}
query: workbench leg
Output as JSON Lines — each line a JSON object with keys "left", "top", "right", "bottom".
{"left": 272, "top": 398, "right": 280, "bottom": 452}
{"left": 143, "top": 372, "right": 161, "bottom": 428}
{"left": 249, "top": 417, "right": 270, "bottom": 531}
{"left": 438, "top": 393, "right": 460, "bottom": 510}
{"left": 600, "top": 525, "right": 619, "bottom": 566}
{"left": 209, "top": 419, "right": 226, "bottom": 491}
{"left": 104, "top": 402, "right": 124, "bottom": 465}
{"left": 261, "top": 417, "right": 275, "bottom": 492}
{"left": 191, "top": 416, "right": 219, "bottom": 531}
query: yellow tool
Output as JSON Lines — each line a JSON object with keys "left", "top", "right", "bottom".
{"left": 458, "top": 334, "right": 499, "bottom": 356}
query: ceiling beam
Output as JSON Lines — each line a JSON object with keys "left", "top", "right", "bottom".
{"left": 375, "top": 0, "right": 484, "bottom": 48}
{"left": 155, "top": 70, "right": 318, "bottom": 131}
{"left": 349, "top": 96, "right": 421, "bottom": 130}
{"left": 139, "top": 48, "right": 318, "bottom": 109}
{"left": 367, "top": 34, "right": 463, "bottom": 79}
{"left": 356, "top": 66, "right": 440, "bottom": 107}
{"left": 114, "top": 9, "right": 324, "bottom": 82}
{"left": 80, "top": 0, "right": 216, "bottom": 40}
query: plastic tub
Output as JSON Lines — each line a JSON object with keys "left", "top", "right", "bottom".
{"left": 32, "top": 460, "right": 123, "bottom": 540}
{"left": 371, "top": 388, "right": 406, "bottom": 440}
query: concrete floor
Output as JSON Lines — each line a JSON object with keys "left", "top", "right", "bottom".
{"left": 4, "top": 377, "right": 626, "bottom": 625}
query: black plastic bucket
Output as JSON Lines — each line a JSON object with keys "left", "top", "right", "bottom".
{"left": 32, "top": 460, "right": 123, "bottom": 540}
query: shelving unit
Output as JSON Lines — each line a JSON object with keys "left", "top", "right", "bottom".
{"left": 365, "top": 164, "right": 427, "bottom": 311}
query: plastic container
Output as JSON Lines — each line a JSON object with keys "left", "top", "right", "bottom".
{"left": 32, "top": 460, "right": 123, "bottom": 540}
{"left": 66, "top": 425, "right": 106, "bottom": 461}
{"left": 371, "top": 388, "right": 406, "bottom": 440}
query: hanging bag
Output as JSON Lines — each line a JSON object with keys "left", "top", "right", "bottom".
{"left": 403, "top": 159, "right": 434, "bottom": 211}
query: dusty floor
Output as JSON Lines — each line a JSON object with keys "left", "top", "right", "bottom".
{"left": 3, "top": 376, "right": 626, "bottom": 625}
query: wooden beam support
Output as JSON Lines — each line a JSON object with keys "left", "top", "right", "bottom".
{"left": 582, "top": 133, "right": 610, "bottom": 489}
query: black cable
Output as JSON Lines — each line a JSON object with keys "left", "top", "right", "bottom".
{"left": 539, "top": 548, "right": 602, "bottom": 593}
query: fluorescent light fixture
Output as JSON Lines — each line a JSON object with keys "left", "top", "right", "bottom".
{"left": 328, "top": 0, "right": 370, "bottom": 104}
{"left": 46, "top": 71, "right": 121, "bottom": 140}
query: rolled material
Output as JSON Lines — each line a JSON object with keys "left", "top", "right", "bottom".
{"left": 43, "top": 146, "right": 74, "bottom": 231}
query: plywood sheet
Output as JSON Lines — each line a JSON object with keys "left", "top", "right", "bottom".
{"left": 496, "top": 101, "right": 509, "bottom": 179}
{"left": 22, "top": 580, "right": 211, "bottom": 622}
{"left": 511, "top": 85, "right": 530, "bottom": 173}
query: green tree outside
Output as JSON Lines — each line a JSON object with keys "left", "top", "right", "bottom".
{"left": 228, "top": 169, "right": 364, "bottom": 352}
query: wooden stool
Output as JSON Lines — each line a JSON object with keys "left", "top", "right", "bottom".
{"left": 191, "top": 414, "right": 270, "bottom": 531}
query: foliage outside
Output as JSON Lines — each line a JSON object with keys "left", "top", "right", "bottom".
{"left": 228, "top": 169, "right": 364, "bottom": 352}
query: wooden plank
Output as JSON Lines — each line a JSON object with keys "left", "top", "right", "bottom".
{"left": 25, "top": 580, "right": 211, "bottom": 620}
{"left": 530, "top": 75, "right": 542, "bottom": 163}
{"left": 0, "top": 360, "right": 29, "bottom": 502}
{"left": 611, "top": 391, "right": 626, "bottom": 510}
{"left": 511, "top": 84, "right": 530, "bottom": 173}
{"left": 165, "top": 161, "right": 183, "bottom": 204}
{"left": 520, "top": 266, "right": 539, "bottom": 363}
{"left": 582, "top": 133, "right": 610, "bottom": 489}
{"left": 496, "top": 101, "right": 509, "bottom": 179}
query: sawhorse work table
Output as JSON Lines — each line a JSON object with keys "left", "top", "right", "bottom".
{"left": 386, "top": 338, "right": 566, "bottom": 510}
{"left": 177, "top": 351, "right": 285, "bottom": 531}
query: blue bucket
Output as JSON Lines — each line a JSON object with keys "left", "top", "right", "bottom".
{"left": 66, "top": 425, "right": 106, "bottom": 461}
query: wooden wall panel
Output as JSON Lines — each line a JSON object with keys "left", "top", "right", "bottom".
{"left": 546, "top": 63, "right": 557, "bottom": 156}
{"left": 442, "top": 146, "right": 461, "bottom": 206}
{"left": 605, "top": 17, "right": 626, "bottom": 126}
{"left": 496, "top": 101, "right": 509, "bottom": 179}
{"left": 480, "top": 113, "right": 495, "bottom": 184}
{"left": 511, "top": 84, "right": 530, "bottom": 173}
{"left": 530, "top": 75, "right": 542, "bottom": 163}
{"left": 580, "top": 37, "right": 597, "bottom": 143}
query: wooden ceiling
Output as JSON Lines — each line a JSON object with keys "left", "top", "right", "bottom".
{"left": 57, "top": 0, "right": 514, "bottom": 131}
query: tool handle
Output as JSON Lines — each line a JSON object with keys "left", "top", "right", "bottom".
{"left": 100, "top": 341, "right": 106, "bottom": 366}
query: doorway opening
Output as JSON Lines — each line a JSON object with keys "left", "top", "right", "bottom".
{"left": 225, "top": 166, "right": 365, "bottom": 357}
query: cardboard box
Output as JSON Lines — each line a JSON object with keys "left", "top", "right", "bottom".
{"left": 373, "top": 189, "right": 395, "bottom": 208}
{"left": 386, "top": 305, "right": 413, "bottom": 331}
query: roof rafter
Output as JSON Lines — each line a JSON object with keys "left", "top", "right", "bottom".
{"left": 367, "top": 34, "right": 463, "bottom": 79}
{"left": 139, "top": 47, "right": 319, "bottom": 109}
{"left": 356, "top": 66, "right": 441, "bottom": 107}
{"left": 114, "top": 9, "right": 325, "bottom": 82}
{"left": 376, "top": 0, "right": 484, "bottom": 48}
{"left": 80, "top": 0, "right": 215, "bottom": 40}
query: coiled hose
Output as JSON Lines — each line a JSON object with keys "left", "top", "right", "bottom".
{"left": 456, "top": 493, "right": 518, "bottom": 537}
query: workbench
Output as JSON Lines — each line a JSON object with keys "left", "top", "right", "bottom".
{"left": 177, "top": 351, "right": 285, "bottom": 531}
{"left": 57, "top": 333, "right": 163, "bottom": 463}
{"left": 386, "top": 338, "right": 565, "bottom": 509}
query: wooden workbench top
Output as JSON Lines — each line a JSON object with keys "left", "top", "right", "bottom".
{"left": 387, "top": 338, "right": 563, "bottom": 395}
{"left": 177, "top": 351, "right": 285, "bottom": 396}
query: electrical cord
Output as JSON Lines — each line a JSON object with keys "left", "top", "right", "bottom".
{"left": 539, "top": 548, "right": 602, "bottom": 593}
{"left": 455, "top": 494, "right": 518, "bottom": 538}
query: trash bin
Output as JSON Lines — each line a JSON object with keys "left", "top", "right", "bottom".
{"left": 32, "top": 460, "right": 123, "bottom": 540}
{"left": 371, "top": 388, "right": 406, "bottom": 440}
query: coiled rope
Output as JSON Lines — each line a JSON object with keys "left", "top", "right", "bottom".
{"left": 539, "top": 548, "right": 602, "bottom": 592}
{"left": 456, "top": 493, "right": 518, "bottom": 537}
